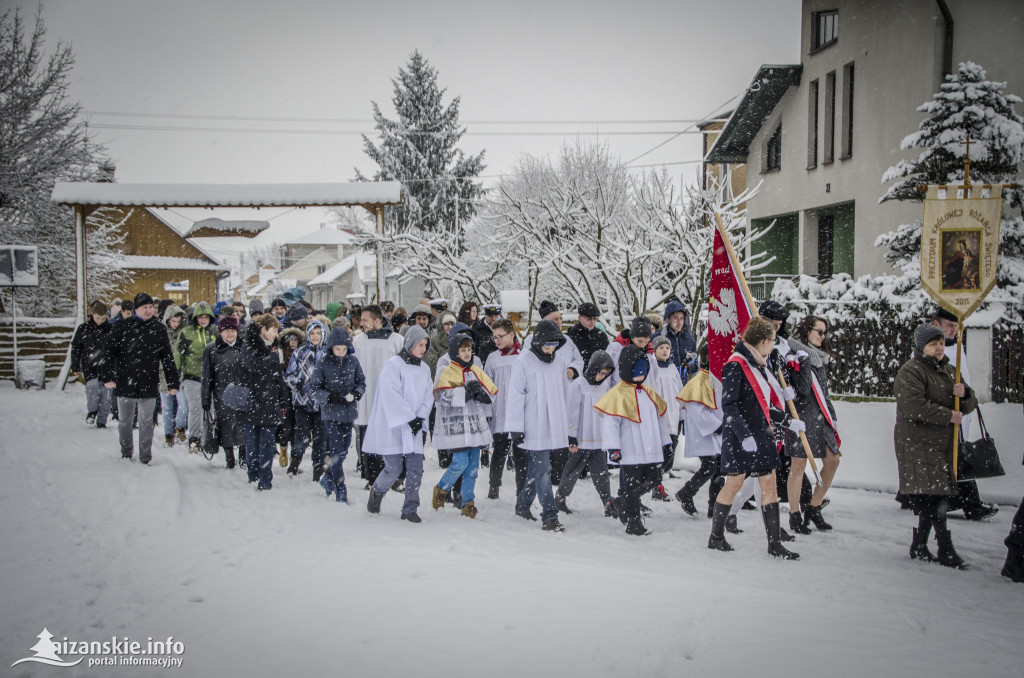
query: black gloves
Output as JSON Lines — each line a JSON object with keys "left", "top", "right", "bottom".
{"left": 663, "top": 444, "right": 674, "bottom": 458}
{"left": 465, "top": 380, "right": 492, "bottom": 405}
{"left": 714, "top": 425, "right": 723, "bottom": 436}
{"left": 568, "top": 436, "right": 579, "bottom": 449}
{"left": 328, "top": 391, "right": 347, "bottom": 404}
{"left": 409, "top": 417, "right": 425, "bottom": 435}
{"left": 510, "top": 432, "right": 524, "bottom": 448}
{"left": 352, "top": 390, "right": 362, "bottom": 401}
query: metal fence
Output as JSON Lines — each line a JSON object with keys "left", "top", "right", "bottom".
{"left": 991, "top": 322, "right": 1024, "bottom": 403}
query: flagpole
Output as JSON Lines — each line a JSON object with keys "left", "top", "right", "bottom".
{"left": 952, "top": 319, "right": 963, "bottom": 478}
{"left": 712, "top": 210, "right": 822, "bottom": 485}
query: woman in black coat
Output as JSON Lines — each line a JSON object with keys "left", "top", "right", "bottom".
{"left": 239, "top": 316, "right": 291, "bottom": 490}
{"left": 708, "top": 317, "right": 803, "bottom": 560}
{"left": 201, "top": 315, "right": 246, "bottom": 468}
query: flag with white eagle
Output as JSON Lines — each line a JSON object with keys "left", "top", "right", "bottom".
{"left": 707, "top": 222, "right": 753, "bottom": 381}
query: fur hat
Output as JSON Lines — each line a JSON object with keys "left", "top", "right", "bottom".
{"left": 217, "top": 315, "right": 239, "bottom": 331}
{"left": 914, "top": 323, "right": 946, "bottom": 353}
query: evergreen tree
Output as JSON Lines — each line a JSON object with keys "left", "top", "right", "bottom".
{"left": 355, "top": 50, "right": 485, "bottom": 251}
{"left": 878, "top": 62, "right": 1024, "bottom": 289}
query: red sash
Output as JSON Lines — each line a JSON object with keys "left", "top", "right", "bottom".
{"left": 810, "top": 371, "right": 841, "bottom": 449}
{"left": 726, "top": 353, "right": 778, "bottom": 429}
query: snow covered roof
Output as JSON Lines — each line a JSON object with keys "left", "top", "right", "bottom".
{"left": 185, "top": 218, "right": 270, "bottom": 238}
{"left": 706, "top": 65, "right": 802, "bottom": 164}
{"left": 306, "top": 252, "right": 376, "bottom": 286}
{"left": 119, "top": 255, "right": 230, "bottom": 272}
{"left": 51, "top": 181, "right": 402, "bottom": 208}
{"left": 286, "top": 226, "right": 359, "bottom": 246}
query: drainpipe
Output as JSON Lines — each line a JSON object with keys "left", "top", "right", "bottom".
{"left": 935, "top": 0, "right": 953, "bottom": 78}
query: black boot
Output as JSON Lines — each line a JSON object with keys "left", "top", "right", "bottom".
{"left": 225, "top": 447, "right": 236, "bottom": 469}
{"left": 789, "top": 510, "right": 813, "bottom": 535}
{"left": 625, "top": 517, "right": 651, "bottom": 536}
{"left": 367, "top": 488, "right": 384, "bottom": 514}
{"left": 762, "top": 503, "right": 799, "bottom": 560}
{"left": 803, "top": 504, "right": 833, "bottom": 531}
{"left": 287, "top": 457, "right": 301, "bottom": 476}
{"left": 1002, "top": 544, "right": 1024, "bottom": 583}
{"left": 910, "top": 527, "right": 935, "bottom": 561}
{"left": 675, "top": 487, "right": 697, "bottom": 516}
{"left": 726, "top": 514, "right": 743, "bottom": 534}
{"left": 935, "top": 528, "right": 967, "bottom": 570}
{"left": 555, "top": 494, "right": 573, "bottom": 514}
{"left": 707, "top": 502, "right": 734, "bottom": 552}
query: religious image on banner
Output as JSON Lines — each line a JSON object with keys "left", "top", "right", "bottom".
{"left": 707, "top": 222, "right": 753, "bottom": 381}
{"left": 921, "top": 184, "right": 1003, "bottom": 319}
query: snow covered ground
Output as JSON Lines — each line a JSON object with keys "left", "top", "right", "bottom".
{"left": 1, "top": 382, "right": 1021, "bottom": 678}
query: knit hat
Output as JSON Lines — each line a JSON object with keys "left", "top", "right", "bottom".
{"left": 914, "top": 323, "right": 946, "bottom": 353}
{"left": 758, "top": 300, "right": 790, "bottom": 322}
{"left": 217, "top": 315, "right": 239, "bottom": 331}
{"left": 577, "top": 302, "right": 600, "bottom": 319}
{"left": 404, "top": 324, "right": 431, "bottom": 353}
{"left": 410, "top": 303, "right": 432, "bottom": 320}
{"left": 133, "top": 292, "right": 154, "bottom": 309}
{"left": 249, "top": 300, "right": 264, "bottom": 314}
{"left": 630, "top": 316, "right": 653, "bottom": 338}
{"left": 651, "top": 335, "right": 671, "bottom": 351}
{"left": 287, "top": 303, "right": 309, "bottom": 321}
{"left": 538, "top": 300, "right": 559, "bottom": 319}
{"left": 271, "top": 298, "right": 288, "bottom": 311}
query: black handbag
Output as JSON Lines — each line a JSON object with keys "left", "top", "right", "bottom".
{"left": 200, "top": 408, "right": 219, "bottom": 460}
{"left": 958, "top": 408, "right": 1005, "bottom": 479}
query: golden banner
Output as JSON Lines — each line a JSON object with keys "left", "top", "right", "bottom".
{"left": 920, "top": 184, "right": 1003, "bottom": 320}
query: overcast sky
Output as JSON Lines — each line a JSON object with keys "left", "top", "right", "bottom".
{"left": 15, "top": 0, "right": 802, "bottom": 255}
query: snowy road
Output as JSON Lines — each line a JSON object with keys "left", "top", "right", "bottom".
{"left": 1, "top": 383, "right": 1021, "bottom": 677}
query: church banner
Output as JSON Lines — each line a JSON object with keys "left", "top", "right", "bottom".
{"left": 920, "top": 184, "right": 1003, "bottom": 319}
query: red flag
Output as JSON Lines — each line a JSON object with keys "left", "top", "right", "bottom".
{"left": 707, "top": 221, "right": 753, "bottom": 380}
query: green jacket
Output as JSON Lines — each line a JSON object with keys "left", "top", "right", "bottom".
{"left": 178, "top": 302, "right": 217, "bottom": 381}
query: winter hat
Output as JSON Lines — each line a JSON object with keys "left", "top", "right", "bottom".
{"left": 133, "top": 292, "right": 154, "bottom": 309}
{"left": 538, "top": 300, "right": 559, "bottom": 320}
{"left": 583, "top": 349, "right": 615, "bottom": 385}
{"left": 249, "top": 300, "right": 264, "bottom": 315}
{"left": 914, "top": 323, "right": 946, "bottom": 353}
{"left": 578, "top": 302, "right": 600, "bottom": 319}
{"left": 271, "top": 298, "right": 288, "bottom": 312}
{"left": 529, "top": 319, "right": 566, "bottom": 363}
{"left": 217, "top": 315, "right": 239, "bottom": 331}
{"left": 651, "top": 335, "right": 671, "bottom": 351}
{"left": 288, "top": 303, "right": 309, "bottom": 321}
{"left": 438, "top": 311, "right": 457, "bottom": 329}
{"left": 410, "top": 303, "right": 432, "bottom": 320}
{"left": 404, "top": 324, "right": 431, "bottom": 353}
{"left": 324, "top": 301, "right": 343, "bottom": 322}
{"left": 630, "top": 316, "right": 653, "bottom": 338}
{"left": 758, "top": 300, "right": 790, "bottom": 322}
{"left": 618, "top": 345, "right": 649, "bottom": 384}
{"left": 325, "top": 327, "right": 354, "bottom": 353}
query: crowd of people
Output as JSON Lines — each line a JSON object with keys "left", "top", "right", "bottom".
{"left": 68, "top": 291, "right": 1022, "bottom": 578}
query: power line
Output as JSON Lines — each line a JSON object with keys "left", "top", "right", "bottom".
{"left": 86, "top": 123, "right": 701, "bottom": 137}
{"left": 624, "top": 91, "right": 742, "bottom": 166}
{"left": 83, "top": 110, "right": 702, "bottom": 125}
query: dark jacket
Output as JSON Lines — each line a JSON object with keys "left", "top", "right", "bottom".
{"left": 653, "top": 300, "right": 697, "bottom": 379}
{"left": 70, "top": 317, "right": 111, "bottom": 381}
{"left": 310, "top": 328, "right": 366, "bottom": 423}
{"left": 101, "top": 314, "right": 180, "bottom": 399}
{"left": 566, "top": 322, "right": 610, "bottom": 370}
{"left": 783, "top": 337, "right": 839, "bottom": 457}
{"left": 720, "top": 342, "right": 785, "bottom": 475}
{"left": 237, "top": 323, "right": 291, "bottom": 428}
{"left": 894, "top": 349, "right": 978, "bottom": 496}
{"left": 200, "top": 335, "right": 246, "bottom": 448}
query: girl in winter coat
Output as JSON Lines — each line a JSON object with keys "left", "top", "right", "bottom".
{"left": 648, "top": 335, "right": 683, "bottom": 499}
{"left": 595, "top": 346, "right": 673, "bottom": 536}
{"left": 784, "top": 315, "right": 841, "bottom": 534}
{"left": 363, "top": 326, "right": 435, "bottom": 522}
{"left": 239, "top": 315, "right": 291, "bottom": 490}
{"left": 894, "top": 323, "right": 977, "bottom": 569}
{"left": 160, "top": 304, "right": 188, "bottom": 446}
{"left": 276, "top": 326, "right": 306, "bottom": 468}
{"left": 556, "top": 349, "right": 616, "bottom": 517}
{"left": 200, "top": 315, "right": 246, "bottom": 468}
{"left": 284, "top": 319, "right": 329, "bottom": 479}
{"left": 429, "top": 331, "right": 498, "bottom": 519}
{"left": 310, "top": 328, "right": 366, "bottom": 503}
{"left": 708, "top": 317, "right": 803, "bottom": 559}
{"left": 177, "top": 302, "right": 217, "bottom": 450}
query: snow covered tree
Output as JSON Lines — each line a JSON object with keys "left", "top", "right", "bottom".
{"left": 878, "top": 62, "right": 1024, "bottom": 301}
{"left": 355, "top": 50, "right": 485, "bottom": 251}
{"left": 0, "top": 8, "right": 112, "bottom": 316}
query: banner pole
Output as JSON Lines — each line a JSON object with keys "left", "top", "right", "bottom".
{"left": 952, "top": 319, "right": 963, "bottom": 478}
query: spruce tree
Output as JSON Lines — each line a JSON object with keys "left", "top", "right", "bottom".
{"left": 878, "top": 62, "right": 1023, "bottom": 287}
{"left": 355, "top": 50, "right": 485, "bottom": 251}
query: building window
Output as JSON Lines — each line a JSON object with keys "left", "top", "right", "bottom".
{"left": 823, "top": 71, "right": 836, "bottom": 164}
{"left": 766, "top": 124, "right": 782, "bottom": 172}
{"left": 316, "top": 264, "right": 327, "bottom": 275}
{"left": 813, "top": 10, "right": 838, "bottom": 51}
{"left": 841, "top": 62, "right": 854, "bottom": 159}
{"left": 807, "top": 79, "right": 819, "bottom": 169}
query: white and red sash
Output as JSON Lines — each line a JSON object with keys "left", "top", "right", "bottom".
{"left": 810, "top": 371, "right": 841, "bottom": 448}
{"left": 726, "top": 352, "right": 783, "bottom": 428}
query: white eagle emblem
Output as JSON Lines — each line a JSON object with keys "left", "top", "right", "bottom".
{"left": 708, "top": 287, "right": 740, "bottom": 338}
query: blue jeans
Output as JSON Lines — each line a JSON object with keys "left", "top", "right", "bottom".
{"left": 515, "top": 449, "right": 557, "bottom": 522}
{"left": 245, "top": 426, "right": 277, "bottom": 489}
{"left": 85, "top": 378, "right": 111, "bottom": 425}
{"left": 323, "top": 420, "right": 353, "bottom": 500}
{"left": 160, "top": 390, "right": 188, "bottom": 436}
{"left": 438, "top": 448, "right": 480, "bottom": 503}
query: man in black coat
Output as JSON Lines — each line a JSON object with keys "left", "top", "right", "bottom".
{"left": 565, "top": 302, "right": 608, "bottom": 371}
{"left": 71, "top": 300, "right": 113, "bottom": 427}
{"left": 102, "top": 293, "right": 180, "bottom": 464}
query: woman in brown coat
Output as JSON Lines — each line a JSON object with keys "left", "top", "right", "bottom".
{"left": 894, "top": 322, "right": 978, "bottom": 569}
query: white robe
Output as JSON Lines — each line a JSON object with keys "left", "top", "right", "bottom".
{"left": 648, "top": 360, "right": 684, "bottom": 431}
{"left": 361, "top": 355, "right": 434, "bottom": 456}
{"left": 432, "top": 363, "right": 492, "bottom": 452}
{"left": 521, "top": 332, "right": 584, "bottom": 399}
{"left": 504, "top": 350, "right": 571, "bottom": 452}
{"left": 353, "top": 331, "right": 404, "bottom": 426}
{"left": 682, "top": 400, "right": 723, "bottom": 458}
{"left": 600, "top": 390, "right": 673, "bottom": 465}
{"left": 566, "top": 377, "right": 613, "bottom": 449}
{"left": 483, "top": 350, "right": 519, "bottom": 434}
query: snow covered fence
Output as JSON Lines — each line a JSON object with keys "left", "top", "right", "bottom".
{"left": 0, "top": 317, "right": 76, "bottom": 383}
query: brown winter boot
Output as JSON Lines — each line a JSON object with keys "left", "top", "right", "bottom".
{"left": 461, "top": 501, "right": 478, "bottom": 519}
{"left": 165, "top": 434, "right": 175, "bottom": 447}
{"left": 175, "top": 427, "right": 186, "bottom": 442}
{"left": 278, "top": 445, "right": 289, "bottom": 468}
{"left": 432, "top": 485, "right": 448, "bottom": 510}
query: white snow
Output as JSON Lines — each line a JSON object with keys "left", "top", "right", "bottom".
{"left": 51, "top": 182, "right": 403, "bottom": 208}
{"left": 119, "top": 255, "right": 228, "bottom": 272}
{"left": 184, "top": 218, "right": 270, "bottom": 237}
{"left": 305, "top": 252, "right": 376, "bottom": 287}
{"left": 284, "top": 224, "right": 361, "bottom": 246}
{"left": 1, "top": 384, "right": 1021, "bottom": 677}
